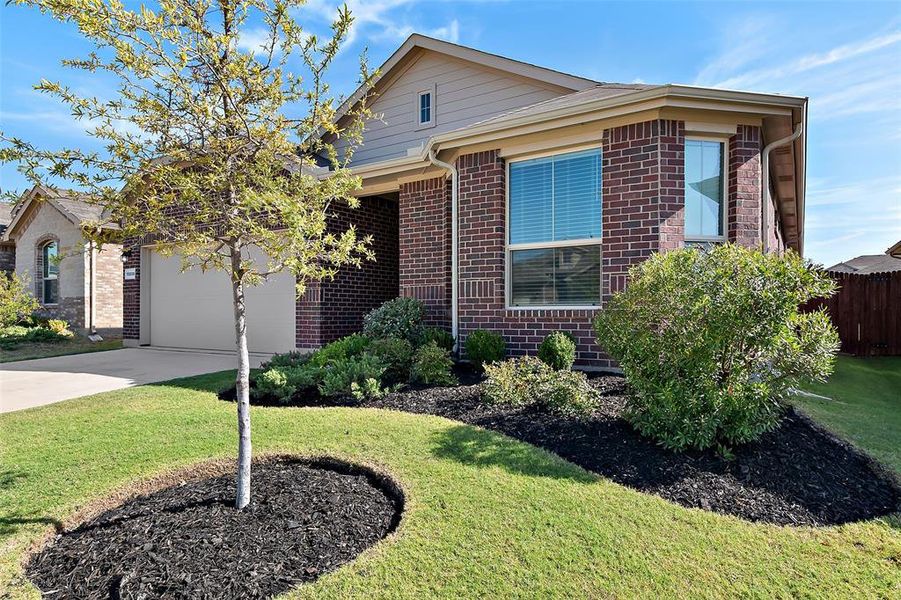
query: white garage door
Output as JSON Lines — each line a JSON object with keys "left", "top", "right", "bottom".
{"left": 148, "top": 249, "right": 296, "bottom": 354}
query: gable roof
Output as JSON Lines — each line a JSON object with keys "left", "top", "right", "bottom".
{"left": 828, "top": 254, "right": 901, "bottom": 274}
{"left": 887, "top": 239, "right": 901, "bottom": 258}
{"left": 3, "top": 185, "right": 117, "bottom": 241}
{"left": 330, "top": 34, "right": 599, "bottom": 129}
{"left": 0, "top": 203, "right": 12, "bottom": 237}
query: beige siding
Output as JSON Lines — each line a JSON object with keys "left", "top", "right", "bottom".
{"left": 12, "top": 201, "right": 87, "bottom": 308}
{"left": 339, "top": 51, "right": 567, "bottom": 166}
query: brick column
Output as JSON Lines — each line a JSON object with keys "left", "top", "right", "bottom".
{"left": 122, "top": 239, "right": 141, "bottom": 341}
{"left": 728, "top": 125, "right": 762, "bottom": 247}
{"left": 398, "top": 177, "right": 451, "bottom": 329}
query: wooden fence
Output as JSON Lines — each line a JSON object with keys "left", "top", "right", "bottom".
{"left": 805, "top": 270, "right": 901, "bottom": 356}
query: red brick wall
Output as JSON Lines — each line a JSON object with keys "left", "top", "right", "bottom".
{"left": 398, "top": 177, "right": 452, "bottom": 328}
{"left": 122, "top": 241, "right": 140, "bottom": 341}
{"left": 728, "top": 125, "right": 762, "bottom": 247}
{"left": 296, "top": 196, "right": 399, "bottom": 347}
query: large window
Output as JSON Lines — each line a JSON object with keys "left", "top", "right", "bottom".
{"left": 684, "top": 139, "right": 726, "bottom": 242}
{"left": 507, "top": 148, "right": 602, "bottom": 307}
{"left": 41, "top": 240, "right": 59, "bottom": 305}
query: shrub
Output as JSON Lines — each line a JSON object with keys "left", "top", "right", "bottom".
{"left": 538, "top": 331, "right": 577, "bottom": 371}
{"left": 0, "top": 272, "right": 39, "bottom": 327}
{"left": 252, "top": 363, "right": 321, "bottom": 403}
{"left": 367, "top": 337, "right": 414, "bottom": 385}
{"left": 309, "top": 333, "right": 370, "bottom": 368}
{"left": 0, "top": 323, "right": 72, "bottom": 349}
{"left": 319, "top": 353, "right": 386, "bottom": 399}
{"left": 464, "top": 330, "right": 505, "bottom": 368}
{"left": 483, "top": 356, "right": 597, "bottom": 416}
{"left": 422, "top": 326, "right": 455, "bottom": 351}
{"left": 362, "top": 297, "right": 425, "bottom": 344}
{"left": 253, "top": 368, "right": 292, "bottom": 403}
{"left": 410, "top": 341, "right": 457, "bottom": 386}
{"left": 593, "top": 244, "right": 839, "bottom": 451}
{"left": 47, "top": 319, "right": 74, "bottom": 337}
{"left": 263, "top": 350, "right": 309, "bottom": 370}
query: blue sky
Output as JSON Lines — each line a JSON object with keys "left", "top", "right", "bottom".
{"left": 1, "top": 0, "right": 899, "bottom": 267}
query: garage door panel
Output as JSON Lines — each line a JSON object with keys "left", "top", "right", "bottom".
{"left": 149, "top": 250, "right": 296, "bottom": 354}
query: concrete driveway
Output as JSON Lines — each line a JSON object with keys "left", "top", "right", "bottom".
{"left": 0, "top": 348, "right": 266, "bottom": 413}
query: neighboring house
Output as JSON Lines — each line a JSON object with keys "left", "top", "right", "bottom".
{"left": 122, "top": 35, "right": 807, "bottom": 367}
{"left": 2, "top": 185, "right": 123, "bottom": 335}
{"left": 828, "top": 241, "right": 901, "bottom": 274}
{"left": 0, "top": 203, "right": 14, "bottom": 274}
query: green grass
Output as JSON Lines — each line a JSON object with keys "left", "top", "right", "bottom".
{"left": 1, "top": 372, "right": 899, "bottom": 599}
{"left": 796, "top": 355, "right": 901, "bottom": 474}
{"left": 0, "top": 337, "right": 122, "bottom": 363}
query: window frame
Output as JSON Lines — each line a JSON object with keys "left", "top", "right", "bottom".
{"left": 683, "top": 135, "right": 729, "bottom": 244}
{"left": 504, "top": 145, "right": 603, "bottom": 310}
{"left": 415, "top": 85, "right": 436, "bottom": 130}
{"left": 40, "top": 239, "right": 59, "bottom": 306}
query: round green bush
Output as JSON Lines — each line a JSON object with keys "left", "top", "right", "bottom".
{"left": 410, "top": 341, "right": 457, "bottom": 386}
{"left": 484, "top": 356, "right": 597, "bottom": 417}
{"left": 537, "top": 331, "right": 577, "bottom": 371}
{"left": 422, "top": 326, "right": 455, "bottom": 351}
{"left": 464, "top": 330, "right": 505, "bottom": 368}
{"left": 367, "top": 337, "right": 414, "bottom": 384}
{"left": 362, "top": 297, "right": 425, "bottom": 344}
{"left": 593, "top": 244, "right": 839, "bottom": 451}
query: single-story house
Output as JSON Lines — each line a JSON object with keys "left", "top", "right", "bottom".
{"left": 828, "top": 241, "right": 901, "bottom": 274}
{"left": 2, "top": 185, "right": 123, "bottom": 335}
{"left": 122, "top": 34, "right": 808, "bottom": 367}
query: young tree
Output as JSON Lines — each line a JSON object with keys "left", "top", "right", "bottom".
{"left": 0, "top": 0, "right": 375, "bottom": 509}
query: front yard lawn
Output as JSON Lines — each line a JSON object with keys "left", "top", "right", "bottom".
{"left": 797, "top": 355, "right": 901, "bottom": 474}
{"left": 2, "top": 371, "right": 899, "bottom": 598}
{"left": 0, "top": 336, "right": 122, "bottom": 363}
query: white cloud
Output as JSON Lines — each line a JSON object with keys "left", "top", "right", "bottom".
{"left": 706, "top": 29, "right": 901, "bottom": 91}
{"left": 237, "top": 27, "right": 275, "bottom": 57}
{"left": 295, "top": 0, "right": 461, "bottom": 47}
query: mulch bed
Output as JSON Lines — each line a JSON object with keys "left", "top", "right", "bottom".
{"left": 26, "top": 457, "right": 404, "bottom": 599}
{"left": 226, "top": 374, "right": 900, "bottom": 527}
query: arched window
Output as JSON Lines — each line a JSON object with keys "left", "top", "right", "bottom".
{"left": 41, "top": 240, "right": 59, "bottom": 304}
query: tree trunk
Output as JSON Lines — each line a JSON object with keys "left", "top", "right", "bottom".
{"left": 231, "top": 245, "right": 252, "bottom": 510}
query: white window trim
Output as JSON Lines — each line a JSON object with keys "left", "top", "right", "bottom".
{"left": 415, "top": 84, "right": 436, "bottom": 130}
{"left": 505, "top": 145, "right": 603, "bottom": 311}
{"left": 684, "top": 135, "right": 729, "bottom": 243}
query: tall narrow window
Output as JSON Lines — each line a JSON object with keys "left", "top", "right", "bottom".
{"left": 41, "top": 240, "right": 59, "bottom": 304}
{"left": 684, "top": 139, "right": 725, "bottom": 243}
{"left": 508, "top": 148, "right": 602, "bottom": 307}
{"left": 417, "top": 90, "right": 433, "bottom": 126}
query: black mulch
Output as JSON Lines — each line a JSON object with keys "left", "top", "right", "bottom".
{"left": 226, "top": 373, "right": 900, "bottom": 527}
{"left": 26, "top": 457, "right": 404, "bottom": 599}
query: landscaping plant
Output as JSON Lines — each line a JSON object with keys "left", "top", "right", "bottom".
{"left": 410, "top": 342, "right": 457, "bottom": 386}
{"left": 537, "top": 331, "right": 577, "bottom": 371}
{"left": 1, "top": 0, "right": 375, "bottom": 509}
{"left": 362, "top": 297, "right": 426, "bottom": 344}
{"left": 319, "top": 354, "right": 386, "bottom": 400}
{"left": 464, "top": 330, "right": 506, "bottom": 369}
{"left": 308, "top": 334, "right": 371, "bottom": 368}
{"left": 367, "top": 337, "right": 415, "bottom": 385}
{"left": 484, "top": 356, "right": 598, "bottom": 417}
{"left": 422, "top": 326, "right": 455, "bottom": 351}
{"left": 593, "top": 244, "right": 839, "bottom": 451}
{"left": 0, "top": 272, "right": 38, "bottom": 327}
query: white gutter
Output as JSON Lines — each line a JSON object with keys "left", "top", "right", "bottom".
{"left": 761, "top": 102, "right": 806, "bottom": 253}
{"left": 427, "top": 148, "right": 459, "bottom": 351}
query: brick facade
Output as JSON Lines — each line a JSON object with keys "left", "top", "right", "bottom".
{"left": 0, "top": 243, "right": 14, "bottom": 274}
{"left": 397, "top": 119, "right": 764, "bottom": 368}
{"left": 728, "top": 125, "right": 762, "bottom": 246}
{"left": 399, "top": 177, "right": 452, "bottom": 328}
{"left": 297, "top": 196, "right": 400, "bottom": 347}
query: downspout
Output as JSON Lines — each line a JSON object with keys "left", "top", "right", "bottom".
{"left": 427, "top": 147, "right": 459, "bottom": 351}
{"left": 761, "top": 102, "right": 805, "bottom": 253}
{"left": 88, "top": 240, "right": 96, "bottom": 335}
